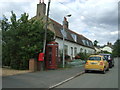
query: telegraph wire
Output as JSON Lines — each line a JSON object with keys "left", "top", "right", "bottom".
{"left": 58, "top": 1, "right": 118, "bottom": 29}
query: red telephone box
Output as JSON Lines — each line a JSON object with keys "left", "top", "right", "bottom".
{"left": 46, "top": 41, "right": 58, "bottom": 69}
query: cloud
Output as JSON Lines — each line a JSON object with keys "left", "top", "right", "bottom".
{"left": 0, "top": 0, "right": 118, "bottom": 45}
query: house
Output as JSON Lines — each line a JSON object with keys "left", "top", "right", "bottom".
{"left": 33, "top": 1, "right": 95, "bottom": 59}
{"left": 94, "top": 46, "right": 102, "bottom": 54}
{"left": 101, "top": 42, "right": 113, "bottom": 53}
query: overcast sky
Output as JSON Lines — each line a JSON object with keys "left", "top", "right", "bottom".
{"left": 0, "top": 0, "right": 119, "bottom": 46}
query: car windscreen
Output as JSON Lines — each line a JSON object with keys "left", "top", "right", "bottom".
{"left": 103, "top": 55, "right": 111, "bottom": 60}
{"left": 89, "top": 57, "right": 101, "bottom": 61}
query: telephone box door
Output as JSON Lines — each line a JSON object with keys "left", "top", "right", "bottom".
{"left": 46, "top": 41, "right": 58, "bottom": 69}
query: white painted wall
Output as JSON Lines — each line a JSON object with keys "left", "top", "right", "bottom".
{"left": 94, "top": 47, "right": 102, "bottom": 53}
{"left": 102, "top": 46, "right": 112, "bottom": 53}
{"left": 55, "top": 38, "right": 95, "bottom": 58}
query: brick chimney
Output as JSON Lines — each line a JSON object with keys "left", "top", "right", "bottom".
{"left": 107, "top": 42, "right": 110, "bottom": 46}
{"left": 107, "top": 42, "right": 112, "bottom": 47}
{"left": 63, "top": 17, "right": 69, "bottom": 29}
{"left": 36, "top": 0, "right": 46, "bottom": 18}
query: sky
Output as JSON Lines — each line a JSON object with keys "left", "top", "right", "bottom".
{"left": 0, "top": 0, "right": 119, "bottom": 46}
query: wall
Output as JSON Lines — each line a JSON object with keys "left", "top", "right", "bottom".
{"left": 55, "top": 38, "right": 95, "bottom": 59}
{"left": 102, "top": 46, "right": 113, "bottom": 53}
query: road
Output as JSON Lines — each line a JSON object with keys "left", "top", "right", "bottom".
{"left": 56, "top": 58, "right": 118, "bottom": 88}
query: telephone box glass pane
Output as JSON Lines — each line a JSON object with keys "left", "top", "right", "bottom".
{"left": 48, "top": 47, "right": 52, "bottom": 65}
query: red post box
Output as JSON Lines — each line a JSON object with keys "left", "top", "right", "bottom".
{"left": 38, "top": 53, "right": 44, "bottom": 61}
{"left": 45, "top": 41, "right": 58, "bottom": 69}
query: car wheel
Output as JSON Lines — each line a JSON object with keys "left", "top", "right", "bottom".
{"left": 106, "top": 67, "right": 109, "bottom": 71}
{"left": 102, "top": 69, "right": 106, "bottom": 74}
{"left": 85, "top": 70, "right": 88, "bottom": 73}
{"left": 109, "top": 65, "right": 112, "bottom": 68}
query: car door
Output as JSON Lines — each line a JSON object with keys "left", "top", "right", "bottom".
{"left": 103, "top": 57, "right": 108, "bottom": 69}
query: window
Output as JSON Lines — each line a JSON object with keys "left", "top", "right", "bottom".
{"left": 82, "top": 40, "right": 86, "bottom": 45}
{"left": 60, "top": 29, "right": 67, "bottom": 39}
{"left": 89, "top": 57, "right": 101, "bottom": 61}
{"left": 64, "top": 45, "right": 68, "bottom": 55}
{"left": 71, "top": 34, "right": 77, "bottom": 42}
{"left": 89, "top": 41, "right": 92, "bottom": 46}
{"left": 82, "top": 40, "right": 91, "bottom": 46}
{"left": 80, "top": 48, "right": 83, "bottom": 53}
{"left": 71, "top": 47, "right": 73, "bottom": 56}
{"left": 85, "top": 49, "right": 87, "bottom": 54}
{"left": 87, "top": 41, "right": 90, "bottom": 46}
{"left": 74, "top": 47, "right": 77, "bottom": 56}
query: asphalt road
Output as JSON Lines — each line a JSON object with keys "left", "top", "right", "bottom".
{"left": 56, "top": 58, "right": 118, "bottom": 88}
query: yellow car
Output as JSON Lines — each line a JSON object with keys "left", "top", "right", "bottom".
{"left": 85, "top": 55, "right": 109, "bottom": 74}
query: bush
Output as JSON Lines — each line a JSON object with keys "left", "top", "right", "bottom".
{"left": 77, "top": 53, "right": 90, "bottom": 60}
{"left": 2, "top": 12, "right": 54, "bottom": 70}
{"left": 65, "top": 54, "right": 70, "bottom": 60}
{"left": 60, "top": 54, "right": 71, "bottom": 62}
{"left": 75, "top": 55, "right": 80, "bottom": 59}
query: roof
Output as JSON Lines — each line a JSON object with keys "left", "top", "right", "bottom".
{"left": 101, "top": 45, "right": 113, "bottom": 49}
{"left": 31, "top": 16, "right": 94, "bottom": 49}
{"left": 89, "top": 55, "right": 103, "bottom": 57}
{"left": 50, "top": 18, "right": 94, "bottom": 49}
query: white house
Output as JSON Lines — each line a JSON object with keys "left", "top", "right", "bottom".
{"left": 101, "top": 42, "right": 113, "bottom": 53}
{"left": 33, "top": 1, "right": 95, "bottom": 59}
{"left": 94, "top": 46, "right": 102, "bottom": 53}
{"left": 102, "top": 46, "right": 112, "bottom": 53}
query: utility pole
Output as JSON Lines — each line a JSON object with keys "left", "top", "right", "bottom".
{"left": 62, "top": 15, "right": 71, "bottom": 68}
{"left": 43, "top": 0, "right": 51, "bottom": 53}
{"left": 42, "top": 0, "right": 51, "bottom": 70}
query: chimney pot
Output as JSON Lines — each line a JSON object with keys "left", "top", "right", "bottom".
{"left": 63, "top": 17, "right": 69, "bottom": 29}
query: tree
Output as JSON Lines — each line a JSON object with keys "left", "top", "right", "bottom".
{"left": 94, "top": 40, "right": 99, "bottom": 46}
{"left": 2, "top": 11, "right": 54, "bottom": 69}
{"left": 112, "top": 39, "right": 120, "bottom": 57}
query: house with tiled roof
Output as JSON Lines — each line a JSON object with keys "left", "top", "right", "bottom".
{"left": 34, "top": 1, "right": 95, "bottom": 59}
{"left": 101, "top": 42, "right": 113, "bottom": 53}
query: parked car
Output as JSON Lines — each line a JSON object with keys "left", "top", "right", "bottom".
{"left": 85, "top": 55, "right": 109, "bottom": 74}
{"left": 99, "top": 54, "right": 114, "bottom": 68}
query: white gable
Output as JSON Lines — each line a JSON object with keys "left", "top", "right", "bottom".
{"left": 102, "top": 46, "right": 112, "bottom": 53}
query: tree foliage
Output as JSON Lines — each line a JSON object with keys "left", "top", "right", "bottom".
{"left": 94, "top": 40, "right": 98, "bottom": 46}
{"left": 2, "top": 11, "right": 54, "bottom": 69}
{"left": 112, "top": 39, "right": 120, "bottom": 57}
{"left": 77, "top": 52, "right": 90, "bottom": 60}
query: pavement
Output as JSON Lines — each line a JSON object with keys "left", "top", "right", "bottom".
{"left": 2, "top": 65, "right": 85, "bottom": 88}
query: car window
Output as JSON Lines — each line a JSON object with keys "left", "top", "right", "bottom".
{"left": 104, "top": 55, "right": 111, "bottom": 60}
{"left": 103, "top": 56, "right": 108, "bottom": 60}
{"left": 103, "top": 57, "right": 106, "bottom": 61}
{"left": 89, "top": 57, "right": 101, "bottom": 61}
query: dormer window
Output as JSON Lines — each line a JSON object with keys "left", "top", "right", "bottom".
{"left": 86, "top": 41, "right": 89, "bottom": 46}
{"left": 60, "top": 29, "right": 67, "bottom": 39}
{"left": 89, "top": 42, "right": 92, "bottom": 46}
{"left": 71, "top": 34, "right": 77, "bottom": 42}
{"left": 82, "top": 40, "right": 86, "bottom": 45}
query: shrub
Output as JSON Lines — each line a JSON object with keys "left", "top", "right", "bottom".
{"left": 65, "top": 54, "right": 70, "bottom": 60}
{"left": 2, "top": 12, "right": 54, "bottom": 70}
{"left": 75, "top": 55, "right": 80, "bottom": 59}
{"left": 60, "top": 54, "right": 71, "bottom": 62}
{"left": 77, "top": 52, "right": 90, "bottom": 60}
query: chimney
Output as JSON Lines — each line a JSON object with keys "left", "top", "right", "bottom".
{"left": 36, "top": 0, "right": 46, "bottom": 18}
{"left": 63, "top": 17, "right": 69, "bottom": 29}
{"left": 109, "top": 43, "right": 112, "bottom": 46}
{"left": 107, "top": 42, "right": 112, "bottom": 47}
